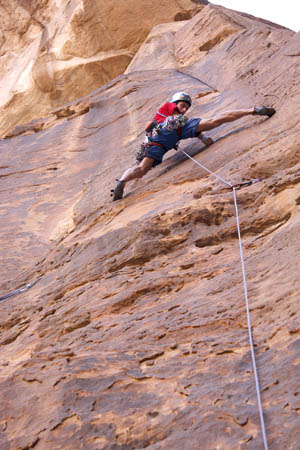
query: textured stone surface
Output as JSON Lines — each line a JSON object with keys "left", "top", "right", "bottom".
{"left": 1, "top": 3, "right": 300, "bottom": 450}
{"left": 0, "top": 0, "right": 204, "bottom": 136}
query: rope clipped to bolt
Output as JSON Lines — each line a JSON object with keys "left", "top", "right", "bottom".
{"left": 0, "top": 144, "right": 268, "bottom": 448}
{"left": 180, "top": 147, "right": 268, "bottom": 450}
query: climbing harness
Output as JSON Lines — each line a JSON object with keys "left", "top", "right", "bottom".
{"left": 0, "top": 277, "right": 41, "bottom": 303}
{"left": 179, "top": 146, "right": 269, "bottom": 450}
{"left": 136, "top": 118, "right": 184, "bottom": 165}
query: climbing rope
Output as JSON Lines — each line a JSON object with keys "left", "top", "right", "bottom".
{"left": 179, "top": 147, "right": 269, "bottom": 450}
{"left": 0, "top": 146, "right": 268, "bottom": 448}
{"left": 0, "top": 277, "right": 41, "bottom": 303}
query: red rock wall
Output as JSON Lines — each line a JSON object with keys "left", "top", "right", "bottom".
{"left": 0, "top": 0, "right": 204, "bottom": 136}
{"left": 0, "top": 3, "right": 300, "bottom": 449}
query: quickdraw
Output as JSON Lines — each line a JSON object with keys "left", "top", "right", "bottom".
{"left": 232, "top": 177, "right": 264, "bottom": 190}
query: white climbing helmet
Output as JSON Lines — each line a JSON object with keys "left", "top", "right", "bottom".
{"left": 170, "top": 92, "right": 192, "bottom": 107}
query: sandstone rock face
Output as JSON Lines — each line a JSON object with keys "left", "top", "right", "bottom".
{"left": 0, "top": 0, "right": 204, "bottom": 137}
{"left": 1, "top": 3, "right": 300, "bottom": 450}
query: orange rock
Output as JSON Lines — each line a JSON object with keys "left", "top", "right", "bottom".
{"left": 0, "top": 0, "right": 205, "bottom": 136}
{"left": 0, "top": 3, "right": 300, "bottom": 449}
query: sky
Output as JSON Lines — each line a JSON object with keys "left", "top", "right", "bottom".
{"left": 213, "top": 0, "right": 299, "bottom": 32}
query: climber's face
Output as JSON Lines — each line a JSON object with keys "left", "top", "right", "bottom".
{"left": 176, "top": 101, "right": 190, "bottom": 114}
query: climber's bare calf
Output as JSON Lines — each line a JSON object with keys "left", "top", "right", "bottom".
{"left": 120, "top": 157, "right": 154, "bottom": 185}
{"left": 196, "top": 108, "right": 255, "bottom": 132}
{"left": 111, "top": 157, "right": 154, "bottom": 200}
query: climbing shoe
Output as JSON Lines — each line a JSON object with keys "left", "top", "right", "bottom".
{"left": 111, "top": 179, "right": 124, "bottom": 201}
{"left": 253, "top": 106, "right": 276, "bottom": 117}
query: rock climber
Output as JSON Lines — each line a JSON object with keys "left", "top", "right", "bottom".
{"left": 144, "top": 91, "right": 213, "bottom": 147}
{"left": 111, "top": 91, "right": 275, "bottom": 201}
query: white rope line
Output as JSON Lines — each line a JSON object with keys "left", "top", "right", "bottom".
{"left": 179, "top": 148, "right": 233, "bottom": 188}
{"left": 180, "top": 147, "right": 268, "bottom": 450}
{"left": 233, "top": 188, "right": 268, "bottom": 450}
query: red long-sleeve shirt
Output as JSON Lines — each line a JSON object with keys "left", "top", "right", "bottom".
{"left": 153, "top": 102, "right": 179, "bottom": 124}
